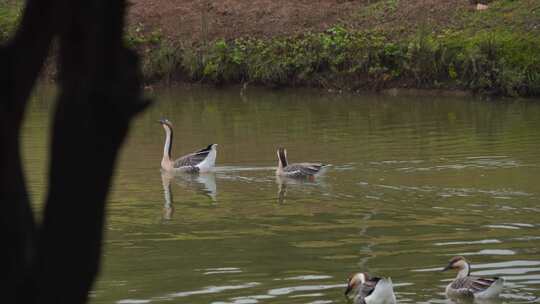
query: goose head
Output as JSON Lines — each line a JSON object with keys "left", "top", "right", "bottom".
{"left": 277, "top": 147, "right": 288, "bottom": 168}
{"left": 442, "top": 256, "right": 469, "bottom": 272}
{"left": 442, "top": 256, "right": 472, "bottom": 279}
{"left": 158, "top": 118, "right": 173, "bottom": 131}
{"left": 345, "top": 272, "right": 368, "bottom": 297}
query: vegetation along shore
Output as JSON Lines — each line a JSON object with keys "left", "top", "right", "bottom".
{"left": 2, "top": 0, "right": 540, "bottom": 97}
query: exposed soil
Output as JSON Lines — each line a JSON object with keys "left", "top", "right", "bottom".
{"left": 128, "top": 0, "right": 473, "bottom": 44}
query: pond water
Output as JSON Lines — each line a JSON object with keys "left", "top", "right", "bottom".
{"left": 22, "top": 86, "right": 540, "bottom": 304}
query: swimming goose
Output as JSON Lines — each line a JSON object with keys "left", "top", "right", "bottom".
{"left": 442, "top": 256, "right": 504, "bottom": 299}
{"left": 276, "top": 147, "right": 327, "bottom": 178}
{"left": 345, "top": 272, "right": 396, "bottom": 304}
{"left": 158, "top": 119, "right": 217, "bottom": 173}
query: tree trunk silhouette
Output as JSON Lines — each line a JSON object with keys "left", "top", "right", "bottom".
{"left": 0, "top": 1, "right": 148, "bottom": 303}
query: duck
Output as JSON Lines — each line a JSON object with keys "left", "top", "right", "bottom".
{"left": 276, "top": 147, "right": 327, "bottom": 178}
{"left": 158, "top": 118, "right": 217, "bottom": 173}
{"left": 345, "top": 272, "right": 396, "bottom": 304}
{"left": 442, "top": 256, "right": 504, "bottom": 299}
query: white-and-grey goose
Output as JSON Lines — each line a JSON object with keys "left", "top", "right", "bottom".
{"left": 158, "top": 118, "right": 217, "bottom": 173}
{"left": 276, "top": 147, "right": 327, "bottom": 178}
{"left": 345, "top": 272, "right": 396, "bottom": 304}
{"left": 442, "top": 256, "right": 504, "bottom": 299}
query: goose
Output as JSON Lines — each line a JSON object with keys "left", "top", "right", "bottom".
{"left": 158, "top": 119, "right": 217, "bottom": 173}
{"left": 276, "top": 147, "right": 327, "bottom": 178}
{"left": 442, "top": 256, "right": 504, "bottom": 299}
{"left": 345, "top": 272, "right": 396, "bottom": 304}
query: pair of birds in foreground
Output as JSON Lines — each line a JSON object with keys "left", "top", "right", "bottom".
{"left": 159, "top": 120, "right": 505, "bottom": 302}
{"left": 345, "top": 256, "right": 504, "bottom": 304}
{"left": 159, "top": 118, "right": 327, "bottom": 178}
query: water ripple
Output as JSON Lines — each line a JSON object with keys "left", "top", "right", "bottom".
{"left": 165, "top": 282, "right": 260, "bottom": 298}
{"left": 434, "top": 239, "right": 501, "bottom": 246}
{"left": 267, "top": 284, "right": 344, "bottom": 296}
{"left": 456, "top": 249, "right": 516, "bottom": 256}
{"left": 277, "top": 275, "right": 333, "bottom": 281}
{"left": 473, "top": 267, "right": 540, "bottom": 276}
{"left": 117, "top": 300, "right": 150, "bottom": 304}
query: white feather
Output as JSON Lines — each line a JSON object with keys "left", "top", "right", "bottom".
{"left": 364, "top": 278, "right": 396, "bottom": 304}
{"left": 196, "top": 145, "right": 217, "bottom": 172}
{"left": 475, "top": 278, "right": 504, "bottom": 299}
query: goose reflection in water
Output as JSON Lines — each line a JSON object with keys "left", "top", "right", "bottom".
{"left": 175, "top": 172, "right": 217, "bottom": 202}
{"left": 275, "top": 174, "right": 325, "bottom": 204}
{"left": 161, "top": 171, "right": 218, "bottom": 219}
{"left": 438, "top": 296, "right": 504, "bottom": 304}
{"left": 161, "top": 171, "right": 175, "bottom": 220}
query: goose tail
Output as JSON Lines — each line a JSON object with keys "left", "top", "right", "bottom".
{"left": 369, "top": 277, "right": 396, "bottom": 304}
{"left": 196, "top": 144, "right": 218, "bottom": 172}
{"left": 475, "top": 277, "right": 504, "bottom": 299}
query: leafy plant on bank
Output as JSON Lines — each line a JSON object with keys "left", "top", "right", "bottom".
{"left": 157, "top": 25, "right": 538, "bottom": 96}
{"left": 0, "top": 4, "right": 22, "bottom": 43}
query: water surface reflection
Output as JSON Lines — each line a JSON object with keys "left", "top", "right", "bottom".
{"left": 21, "top": 86, "right": 540, "bottom": 304}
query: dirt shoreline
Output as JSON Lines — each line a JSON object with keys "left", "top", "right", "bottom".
{"left": 143, "top": 80, "right": 473, "bottom": 98}
{"left": 127, "top": 0, "right": 472, "bottom": 45}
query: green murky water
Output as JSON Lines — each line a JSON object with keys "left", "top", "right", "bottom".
{"left": 23, "top": 86, "right": 540, "bottom": 303}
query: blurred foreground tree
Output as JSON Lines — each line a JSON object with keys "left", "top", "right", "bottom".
{"left": 0, "top": 1, "right": 148, "bottom": 303}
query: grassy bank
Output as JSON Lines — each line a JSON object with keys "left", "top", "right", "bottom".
{"left": 138, "top": 26, "right": 540, "bottom": 97}
{"left": 0, "top": 1, "right": 21, "bottom": 42}
{"left": 134, "top": 0, "right": 540, "bottom": 97}
{"left": 2, "top": 0, "right": 540, "bottom": 97}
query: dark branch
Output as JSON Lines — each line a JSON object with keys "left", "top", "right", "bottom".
{"left": 1, "top": 0, "right": 149, "bottom": 303}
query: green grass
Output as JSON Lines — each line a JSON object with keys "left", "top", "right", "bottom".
{"left": 140, "top": 23, "right": 540, "bottom": 96}
{"left": 136, "top": 0, "right": 540, "bottom": 96}
{"left": 3, "top": 0, "right": 539, "bottom": 96}
{"left": 0, "top": 2, "right": 22, "bottom": 43}
{"left": 354, "top": 0, "right": 400, "bottom": 22}
{"left": 455, "top": 0, "right": 540, "bottom": 35}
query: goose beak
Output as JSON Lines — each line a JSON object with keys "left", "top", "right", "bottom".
{"left": 158, "top": 119, "right": 172, "bottom": 126}
{"left": 344, "top": 284, "right": 352, "bottom": 296}
{"left": 442, "top": 264, "right": 452, "bottom": 272}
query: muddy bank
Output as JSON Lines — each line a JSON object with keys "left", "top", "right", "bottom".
{"left": 127, "top": 0, "right": 471, "bottom": 44}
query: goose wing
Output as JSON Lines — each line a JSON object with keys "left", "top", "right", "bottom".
{"left": 283, "top": 163, "right": 324, "bottom": 177}
{"left": 174, "top": 146, "right": 212, "bottom": 168}
{"left": 450, "top": 276, "right": 499, "bottom": 296}
{"left": 357, "top": 277, "right": 381, "bottom": 304}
